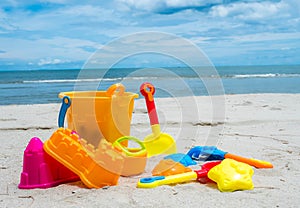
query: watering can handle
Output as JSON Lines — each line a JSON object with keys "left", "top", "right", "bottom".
{"left": 58, "top": 96, "right": 71, "bottom": 128}
{"left": 113, "top": 136, "right": 146, "bottom": 156}
{"left": 140, "top": 82, "right": 159, "bottom": 125}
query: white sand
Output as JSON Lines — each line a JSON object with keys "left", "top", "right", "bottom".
{"left": 0, "top": 94, "right": 299, "bottom": 207}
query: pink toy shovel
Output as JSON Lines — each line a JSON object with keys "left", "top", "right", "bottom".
{"left": 140, "top": 82, "right": 176, "bottom": 157}
{"left": 18, "top": 137, "right": 79, "bottom": 189}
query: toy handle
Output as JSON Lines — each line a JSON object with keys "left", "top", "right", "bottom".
{"left": 137, "top": 172, "right": 197, "bottom": 188}
{"left": 194, "top": 169, "right": 207, "bottom": 178}
{"left": 113, "top": 136, "right": 146, "bottom": 157}
{"left": 106, "top": 83, "right": 125, "bottom": 96}
{"left": 194, "top": 161, "right": 222, "bottom": 178}
{"left": 58, "top": 96, "right": 71, "bottom": 128}
{"left": 225, "top": 153, "right": 273, "bottom": 169}
{"left": 140, "top": 82, "right": 159, "bottom": 125}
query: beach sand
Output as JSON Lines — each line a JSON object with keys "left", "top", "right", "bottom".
{"left": 0, "top": 94, "right": 299, "bottom": 207}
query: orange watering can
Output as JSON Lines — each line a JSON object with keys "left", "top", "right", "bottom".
{"left": 140, "top": 82, "right": 176, "bottom": 157}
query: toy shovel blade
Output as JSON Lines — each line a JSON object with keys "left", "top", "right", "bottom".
{"left": 187, "top": 146, "right": 273, "bottom": 169}
{"left": 140, "top": 82, "right": 176, "bottom": 157}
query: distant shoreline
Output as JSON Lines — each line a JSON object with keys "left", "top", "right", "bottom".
{"left": 1, "top": 65, "right": 300, "bottom": 105}
{"left": 1, "top": 64, "right": 300, "bottom": 72}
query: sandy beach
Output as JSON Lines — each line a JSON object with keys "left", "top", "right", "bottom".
{"left": 0, "top": 93, "right": 299, "bottom": 207}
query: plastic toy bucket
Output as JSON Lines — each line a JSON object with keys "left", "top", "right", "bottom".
{"left": 58, "top": 83, "right": 138, "bottom": 146}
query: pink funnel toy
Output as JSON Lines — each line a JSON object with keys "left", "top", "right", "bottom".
{"left": 18, "top": 137, "right": 79, "bottom": 189}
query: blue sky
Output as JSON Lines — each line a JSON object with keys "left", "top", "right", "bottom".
{"left": 0, "top": 0, "right": 299, "bottom": 70}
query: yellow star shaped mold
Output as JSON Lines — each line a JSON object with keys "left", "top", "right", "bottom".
{"left": 208, "top": 158, "right": 254, "bottom": 192}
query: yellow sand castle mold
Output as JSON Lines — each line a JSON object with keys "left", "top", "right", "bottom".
{"left": 44, "top": 128, "right": 124, "bottom": 188}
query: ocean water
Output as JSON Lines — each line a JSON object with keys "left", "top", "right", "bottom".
{"left": 0, "top": 65, "right": 300, "bottom": 105}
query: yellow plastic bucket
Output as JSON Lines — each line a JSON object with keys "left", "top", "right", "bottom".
{"left": 58, "top": 83, "right": 138, "bottom": 146}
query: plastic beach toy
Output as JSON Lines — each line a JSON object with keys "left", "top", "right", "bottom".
{"left": 187, "top": 146, "right": 273, "bottom": 169}
{"left": 152, "top": 159, "right": 192, "bottom": 176}
{"left": 58, "top": 96, "right": 71, "bottom": 128}
{"left": 140, "top": 82, "right": 176, "bottom": 157}
{"left": 137, "top": 161, "right": 220, "bottom": 188}
{"left": 44, "top": 128, "right": 124, "bottom": 188}
{"left": 19, "top": 137, "right": 79, "bottom": 189}
{"left": 112, "top": 136, "right": 147, "bottom": 176}
{"left": 137, "top": 172, "right": 197, "bottom": 188}
{"left": 208, "top": 159, "right": 254, "bottom": 192}
{"left": 164, "top": 153, "right": 196, "bottom": 167}
{"left": 58, "top": 83, "right": 138, "bottom": 146}
{"left": 196, "top": 161, "right": 221, "bottom": 184}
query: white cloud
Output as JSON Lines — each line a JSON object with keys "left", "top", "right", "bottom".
{"left": 61, "top": 5, "right": 111, "bottom": 17}
{"left": 231, "top": 32, "right": 300, "bottom": 43}
{"left": 164, "top": 0, "right": 221, "bottom": 7}
{"left": 39, "top": 0, "right": 67, "bottom": 3}
{"left": 116, "top": 0, "right": 222, "bottom": 13}
{"left": 85, "top": 32, "right": 214, "bottom": 69}
{"left": 0, "top": 36, "right": 102, "bottom": 62}
{"left": 5, "top": 4, "right": 131, "bottom": 34}
{"left": 210, "top": 1, "right": 289, "bottom": 21}
{"left": 38, "top": 57, "right": 69, "bottom": 66}
{"left": 38, "top": 36, "right": 102, "bottom": 49}
{"left": 0, "top": 9, "right": 5, "bottom": 18}
{"left": 0, "top": 0, "right": 299, "bottom": 66}
{"left": 0, "top": 8, "right": 17, "bottom": 32}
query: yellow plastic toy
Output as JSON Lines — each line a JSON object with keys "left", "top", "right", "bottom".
{"left": 137, "top": 161, "right": 221, "bottom": 188}
{"left": 140, "top": 82, "right": 176, "bottom": 157}
{"left": 58, "top": 83, "right": 138, "bottom": 146}
{"left": 44, "top": 128, "right": 124, "bottom": 188}
{"left": 137, "top": 172, "right": 198, "bottom": 188}
{"left": 207, "top": 158, "right": 254, "bottom": 192}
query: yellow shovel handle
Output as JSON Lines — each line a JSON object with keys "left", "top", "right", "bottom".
{"left": 137, "top": 171, "right": 197, "bottom": 188}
